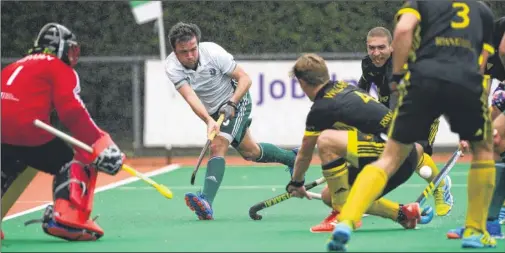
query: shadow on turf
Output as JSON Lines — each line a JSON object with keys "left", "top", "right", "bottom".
{"left": 354, "top": 227, "right": 411, "bottom": 233}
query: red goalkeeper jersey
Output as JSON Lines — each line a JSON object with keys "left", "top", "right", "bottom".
{"left": 1, "top": 53, "right": 102, "bottom": 146}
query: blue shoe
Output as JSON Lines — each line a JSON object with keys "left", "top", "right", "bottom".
{"left": 419, "top": 206, "right": 434, "bottom": 225}
{"left": 184, "top": 192, "right": 213, "bottom": 220}
{"left": 327, "top": 222, "right": 352, "bottom": 252}
{"left": 487, "top": 220, "right": 504, "bottom": 239}
{"left": 286, "top": 147, "right": 300, "bottom": 176}
{"left": 499, "top": 207, "right": 505, "bottom": 225}
{"left": 447, "top": 220, "right": 503, "bottom": 239}
{"left": 461, "top": 227, "right": 497, "bottom": 248}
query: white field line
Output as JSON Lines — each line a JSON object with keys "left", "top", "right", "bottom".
{"left": 3, "top": 164, "right": 181, "bottom": 221}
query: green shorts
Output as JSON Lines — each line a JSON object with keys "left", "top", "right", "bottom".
{"left": 211, "top": 93, "right": 253, "bottom": 148}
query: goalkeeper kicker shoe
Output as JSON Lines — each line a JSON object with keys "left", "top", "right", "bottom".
{"left": 185, "top": 192, "right": 213, "bottom": 220}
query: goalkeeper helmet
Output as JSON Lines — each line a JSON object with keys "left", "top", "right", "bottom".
{"left": 30, "top": 23, "right": 80, "bottom": 67}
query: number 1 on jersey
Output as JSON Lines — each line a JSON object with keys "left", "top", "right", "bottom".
{"left": 6, "top": 66, "right": 24, "bottom": 86}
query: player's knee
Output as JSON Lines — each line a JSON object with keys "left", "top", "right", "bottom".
{"left": 317, "top": 130, "right": 346, "bottom": 158}
{"left": 209, "top": 138, "right": 229, "bottom": 157}
{"left": 236, "top": 144, "right": 261, "bottom": 161}
{"left": 316, "top": 131, "right": 334, "bottom": 150}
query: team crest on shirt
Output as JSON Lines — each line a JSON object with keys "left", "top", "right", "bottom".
{"left": 209, "top": 68, "right": 217, "bottom": 76}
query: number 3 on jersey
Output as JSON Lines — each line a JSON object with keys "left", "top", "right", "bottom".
{"left": 452, "top": 2, "right": 470, "bottom": 29}
{"left": 6, "top": 66, "right": 24, "bottom": 86}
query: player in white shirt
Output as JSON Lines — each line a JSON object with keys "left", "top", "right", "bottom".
{"left": 165, "top": 22, "right": 297, "bottom": 220}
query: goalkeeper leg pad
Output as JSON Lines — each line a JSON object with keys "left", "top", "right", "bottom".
{"left": 26, "top": 159, "right": 104, "bottom": 241}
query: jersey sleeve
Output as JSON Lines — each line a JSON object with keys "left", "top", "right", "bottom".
{"left": 51, "top": 61, "right": 102, "bottom": 146}
{"left": 165, "top": 58, "right": 189, "bottom": 90}
{"left": 304, "top": 101, "right": 337, "bottom": 136}
{"left": 395, "top": 0, "right": 421, "bottom": 22}
{"left": 480, "top": 4, "right": 496, "bottom": 55}
{"left": 208, "top": 43, "right": 237, "bottom": 75}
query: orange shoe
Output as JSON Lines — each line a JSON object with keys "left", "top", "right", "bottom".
{"left": 310, "top": 210, "right": 362, "bottom": 233}
{"left": 397, "top": 203, "right": 421, "bottom": 229}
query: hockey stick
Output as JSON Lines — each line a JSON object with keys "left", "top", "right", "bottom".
{"left": 416, "top": 148, "right": 461, "bottom": 206}
{"left": 249, "top": 177, "right": 327, "bottom": 220}
{"left": 191, "top": 114, "right": 225, "bottom": 185}
{"left": 33, "top": 119, "right": 173, "bottom": 199}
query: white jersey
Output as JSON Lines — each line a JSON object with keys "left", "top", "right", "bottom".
{"left": 165, "top": 42, "right": 237, "bottom": 114}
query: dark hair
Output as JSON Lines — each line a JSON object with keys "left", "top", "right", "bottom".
{"left": 168, "top": 22, "right": 201, "bottom": 49}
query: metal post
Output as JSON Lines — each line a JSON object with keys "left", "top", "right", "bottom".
{"left": 157, "top": 17, "right": 167, "bottom": 60}
{"left": 132, "top": 63, "right": 142, "bottom": 155}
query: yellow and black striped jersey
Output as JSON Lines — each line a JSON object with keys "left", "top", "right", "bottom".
{"left": 304, "top": 81, "right": 392, "bottom": 137}
{"left": 395, "top": 0, "right": 495, "bottom": 85}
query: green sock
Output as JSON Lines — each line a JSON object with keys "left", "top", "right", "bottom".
{"left": 255, "top": 143, "right": 296, "bottom": 167}
{"left": 202, "top": 156, "right": 225, "bottom": 206}
{"left": 488, "top": 162, "right": 505, "bottom": 221}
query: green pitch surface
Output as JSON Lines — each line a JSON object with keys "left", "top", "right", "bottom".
{"left": 1, "top": 163, "right": 504, "bottom": 252}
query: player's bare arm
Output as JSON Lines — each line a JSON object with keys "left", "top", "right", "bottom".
{"left": 391, "top": 13, "right": 419, "bottom": 75}
{"left": 228, "top": 64, "right": 252, "bottom": 104}
{"left": 288, "top": 134, "right": 318, "bottom": 199}
{"left": 177, "top": 83, "right": 213, "bottom": 124}
{"left": 177, "top": 83, "right": 218, "bottom": 136}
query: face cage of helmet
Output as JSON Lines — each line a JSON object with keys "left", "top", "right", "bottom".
{"left": 66, "top": 41, "right": 80, "bottom": 67}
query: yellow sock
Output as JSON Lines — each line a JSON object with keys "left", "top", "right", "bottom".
{"left": 466, "top": 160, "right": 496, "bottom": 231}
{"left": 339, "top": 164, "right": 388, "bottom": 226}
{"left": 416, "top": 153, "right": 443, "bottom": 186}
{"left": 367, "top": 198, "right": 400, "bottom": 221}
{"left": 322, "top": 160, "right": 349, "bottom": 211}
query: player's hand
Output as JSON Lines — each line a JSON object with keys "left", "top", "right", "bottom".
{"left": 207, "top": 118, "right": 220, "bottom": 138}
{"left": 458, "top": 140, "right": 470, "bottom": 156}
{"left": 388, "top": 73, "right": 405, "bottom": 91}
{"left": 92, "top": 134, "right": 124, "bottom": 175}
{"left": 218, "top": 101, "right": 238, "bottom": 121}
{"left": 286, "top": 180, "right": 311, "bottom": 199}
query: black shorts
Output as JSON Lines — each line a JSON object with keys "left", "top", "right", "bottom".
{"left": 345, "top": 130, "right": 417, "bottom": 197}
{"left": 1, "top": 138, "right": 74, "bottom": 195}
{"left": 389, "top": 74, "right": 491, "bottom": 143}
{"left": 416, "top": 118, "right": 440, "bottom": 156}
